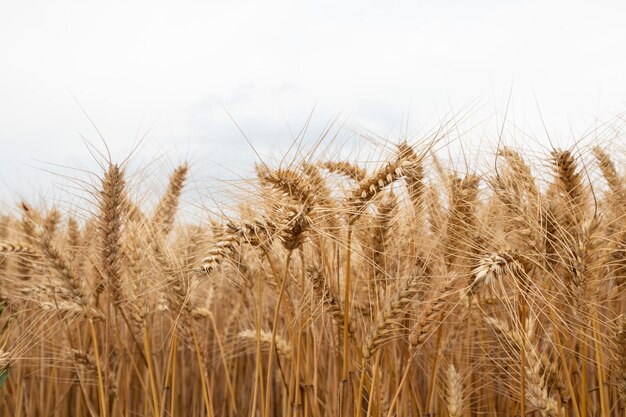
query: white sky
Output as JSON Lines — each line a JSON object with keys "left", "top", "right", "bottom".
{"left": 1, "top": 0, "right": 625, "bottom": 207}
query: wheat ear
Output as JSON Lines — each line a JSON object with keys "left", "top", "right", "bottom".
{"left": 445, "top": 363, "right": 464, "bottom": 417}
{"left": 398, "top": 142, "right": 425, "bottom": 214}
{"left": 0, "top": 241, "right": 36, "bottom": 255}
{"left": 152, "top": 163, "right": 189, "bottom": 237}
{"left": 237, "top": 329, "right": 292, "bottom": 360}
{"left": 485, "top": 316, "right": 562, "bottom": 417}
{"left": 362, "top": 259, "right": 431, "bottom": 359}
{"left": 346, "top": 148, "right": 421, "bottom": 224}
{"left": 320, "top": 161, "right": 367, "bottom": 182}
{"left": 409, "top": 277, "right": 454, "bottom": 348}
{"left": 613, "top": 315, "right": 626, "bottom": 403}
{"left": 307, "top": 265, "right": 355, "bottom": 335}
{"left": 34, "top": 226, "right": 89, "bottom": 307}
{"left": 98, "top": 164, "right": 127, "bottom": 304}
{"left": 593, "top": 146, "right": 624, "bottom": 197}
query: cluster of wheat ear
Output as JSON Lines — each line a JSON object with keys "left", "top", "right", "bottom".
{"left": 1, "top": 136, "right": 626, "bottom": 417}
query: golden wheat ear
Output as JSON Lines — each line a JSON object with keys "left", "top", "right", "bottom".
{"left": 97, "top": 164, "right": 127, "bottom": 304}
{"left": 484, "top": 316, "right": 563, "bottom": 417}
{"left": 398, "top": 142, "right": 425, "bottom": 214}
{"left": 152, "top": 163, "right": 189, "bottom": 237}
{"left": 196, "top": 219, "right": 274, "bottom": 276}
{"left": 442, "top": 174, "right": 481, "bottom": 273}
{"left": 408, "top": 276, "right": 454, "bottom": 349}
{"left": 593, "top": 146, "right": 624, "bottom": 197}
{"left": 346, "top": 146, "right": 424, "bottom": 224}
{"left": 320, "top": 160, "right": 367, "bottom": 182}
{"left": 307, "top": 265, "right": 355, "bottom": 336}
{"left": 0, "top": 349, "right": 13, "bottom": 379}
{"left": 369, "top": 191, "right": 397, "bottom": 304}
{"left": 0, "top": 241, "right": 36, "bottom": 255}
{"left": 237, "top": 329, "right": 292, "bottom": 361}
{"left": 470, "top": 251, "right": 524, "bottom": 293}
{"left": 498, "top": 147, "right": 538, "bottom": 197}
{"left": 613, "top": 315, "right": 626, "bottom": 403}
{"left": 549, "top": 149, "right": 587, "bottom": 231}
{"left": 34, "top": 223, "right": 90, "bottom": 308}
{"left": 256, "top": 164, "right": 317, "bottom": 206}
{"left": 362, "top": 258, "right": 432, "bottom": 359}
{"left": 445, "top": 363, "right": 464, "bottom": 417}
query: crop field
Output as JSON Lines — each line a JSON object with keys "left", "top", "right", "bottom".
{"left": 0, "top": 132, "right": 625, "bottom": 417}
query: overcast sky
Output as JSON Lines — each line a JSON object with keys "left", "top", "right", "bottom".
{"left": 1, "top": 0, "right": 625, "bottom": 207}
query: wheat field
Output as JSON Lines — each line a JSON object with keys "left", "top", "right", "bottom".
{"left": 1, "top": 131, "right": 626, "bottom": 417}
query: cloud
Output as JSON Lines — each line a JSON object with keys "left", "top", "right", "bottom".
{"left": 0, "top": 0, "right": 625, "bottom": 205}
